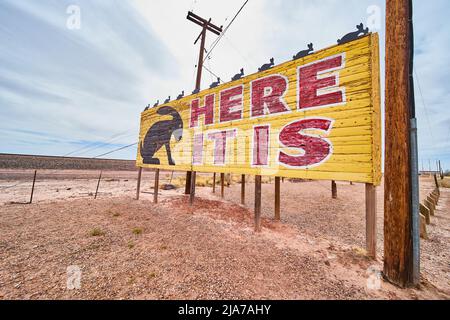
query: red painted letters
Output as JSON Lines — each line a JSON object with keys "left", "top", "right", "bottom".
{"left": 251, "top": 75, "right": 289, "bottom": 117}
{"left": 220, "top": 85, "right": 243, "bottom": 123}
{"left": 192, "top": 133, "right": 204, "bottom": 165}
{"left": 207, "top": 129, "right": 237, "bottom": 165}
{"left": 298, "top": 55, "right": 345, "bottom": 110}
{"left": 190, "top": 94, "right": 215, "bottom": 128}
{"left": 252, "top": 125, "right": 270, "bottom": 166}
{"left": 279, "top": 118, "right": 333, "bottom": 168}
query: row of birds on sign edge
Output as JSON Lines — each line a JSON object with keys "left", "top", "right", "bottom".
{"left": 144, "top": 23, "right": 369, "bottom": 111}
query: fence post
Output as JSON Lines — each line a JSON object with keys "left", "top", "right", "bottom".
{"left": 94, "top": 171, "right": 102, "bottom": 199}
{"left": 29, "top": 170, "right": 37, "bottom": 204}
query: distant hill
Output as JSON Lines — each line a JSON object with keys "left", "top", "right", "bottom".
{"left": 0, "top": 153, "right": 137, "bottom": 171}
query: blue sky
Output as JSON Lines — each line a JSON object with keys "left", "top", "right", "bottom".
{"left": 0, "top": 0, "right": 449, "bottom": 171}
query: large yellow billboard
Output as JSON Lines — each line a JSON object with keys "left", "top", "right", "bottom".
{"left": 137, "top": 33, "right": 381, "bottom": 185}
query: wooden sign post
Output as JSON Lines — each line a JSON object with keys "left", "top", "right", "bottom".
{"left": 136, "top": 167, "right": 142, "bottom": 200}
{"left": 154, "top": 169, "right": 160, "bottom": 204}
{"left": 241, "top": 175, "right": 245, "bottom": 205}
{"left": 254, "top": 175, "right": 262, "bottom": 232}
{"left": 275, "top": 177, "right": 281, "bottom": 220}
{"left": 331, "top": 180, "right": 337, "bottom": 199}
{"left": 220, "top": 173, "right": 225, "bottom": 198}
{"left": 365, "top": 183, "right": 377, "bottom": 258}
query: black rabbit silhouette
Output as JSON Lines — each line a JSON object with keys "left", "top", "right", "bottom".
{"left": 210, "top": 77, "right": 221, "bottom": 89}
{"left": 140, "top": 106, "right": 183, "bottom": 166}
{"left": 192, "top": 88, "right": 200, "bottom": 94}
{"left": 176, "top": 91, "right": 184, "bottom": 100}
{"left": 337, "top": 23, "right": 369, "bottom": 45}
{"left": 258, "top": 58, "right": 274, "bottom": 72}
{"left": 231, "top": 68, "right": 244, "bottom": 81}
{"left": 164, "top": 96, "right": 171, "bottom": 104}
{"left": 293, "top": 43, "right": 314, "bottom": 60}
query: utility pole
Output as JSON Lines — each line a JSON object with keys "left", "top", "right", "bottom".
{"left": 186, "top": 11, "right": 223, "bottom": 204}
{"left": 384, "top": 0, "right": 419, "bottom": 287}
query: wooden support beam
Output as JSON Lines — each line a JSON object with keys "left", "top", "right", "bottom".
{"left": 241, "top": 174, "right": 245, "bottom": 205}
{"left": 331, "top": 180, "right": 337, "bottom": 199}
{"left": 419, "top": 203, "right": 430, "bottom": 225}
{"left": 220, "top": 173, "right": 225, "bottom": 198}
{"left": 433, "top": 174, "right": 440, "bottom": 193}
{"left": 154, "top": 169, "right": 160, "bottom": 204}
{"left": 427, "top": 195, "right": 436, "bottom": 211}
{"left": 430, "top": 193, "right": 438, "bottom": 205}
{"left": 212, "top": 173, "right": 216, "bottom": 193}
{"left": 384, "top": 0, "right": 416, "bottom": 287}
{"left": 424, "top": 199, "right": 435, "bottom": 216}
{"left": 185, "top": 171, "right": 192, "bottom": 195}
{"left": 275, "top": 177, "right": 281, "bottom": 221}
{"left": 136, "top": 167, "right": 142, "bottom": 200}
{"left": 419, "top": 214, "right": 428, "bottom": 239}
{"left": 365, "top": 183, "right": 377, "bottom": 259}
{"left": 254, "top": 175, "right": 262, "bottom": 232}
{"left": 189, "top": 171, "right": 196, "bottom": 206}
{"left": 29, "top": 170, "right": 37, "bottom": 204}
{"left": 94, "top": 171, "right": 102, "bottom": 199}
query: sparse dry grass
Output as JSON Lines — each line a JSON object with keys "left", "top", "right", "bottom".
{"left": 132, "top": 228, "right": 142, "bottom": 235}
{"left": 440, "top": 177, "right": 450, "bottom": 188}
{"left": 89, "top": 228, "right": 105, "bottom": 237}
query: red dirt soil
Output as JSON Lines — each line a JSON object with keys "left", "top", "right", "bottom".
{"left": 0, "top": 170, "right": 448, "bottom": 300}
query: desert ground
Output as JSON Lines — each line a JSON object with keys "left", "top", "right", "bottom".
{"left": 0, "top": 168, "right": 449, "bottom": 300}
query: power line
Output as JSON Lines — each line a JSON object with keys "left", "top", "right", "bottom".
{"left": 203, "top": 0, "right": 250, "bottom": 63}
{"left": 203, "top": 64, "right": 221, "bottom": 80}
{"left": 92, "top": 142, "right": 138, "bottom": 159}
{"left": 223, "top": 34, "right": 255, "bottom": 70}
{"left": 75, "top": 132, "right": 136, "bottom": 157}
{"left": 63, "top": 130, "right": 133, "bottom": 157}
{"left": 445, "top": 125, "right": 450, "bottom": 146}
{"left": 414, "top": 68, "right": 435, "bottom": 143}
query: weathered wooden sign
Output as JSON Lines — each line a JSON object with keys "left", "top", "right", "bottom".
{"left": 137, "top": 33, "right": 381, "bottom": 185}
